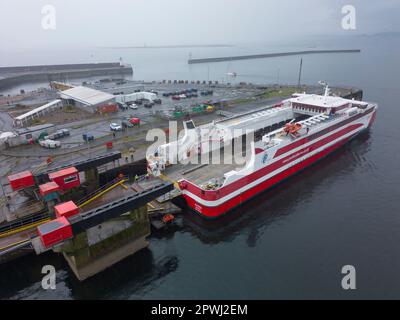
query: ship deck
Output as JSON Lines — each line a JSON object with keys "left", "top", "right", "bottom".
{"left": 162, "top": 147, "right": 250, "bottom": 187}
{"left": 264, "top": 113, "right": 344, "bottom": 147}
{"left": 161, "top": 113, "right": 349, "bottom": 188}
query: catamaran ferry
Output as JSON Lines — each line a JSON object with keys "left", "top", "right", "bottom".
{"left": 147, "top": 85, "right": 377, "bottom": 218}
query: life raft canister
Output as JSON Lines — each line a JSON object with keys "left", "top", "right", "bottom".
{"left": 162, "top": 214, "right": 175, "bottom": 224}
{"left": 178, "top": 180, "right": 187, "bottom": 189}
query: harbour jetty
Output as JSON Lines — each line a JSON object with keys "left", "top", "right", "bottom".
{"left": 188, "top": 49, "right": 361, "bottom": 64}
{"left": 0, "top": 62, "right": 133, "bottom": 90}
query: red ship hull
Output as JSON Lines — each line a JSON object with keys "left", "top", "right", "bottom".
{"left": 182, "top": 132, "right": 357, "bottom": 218}
{"left": 180, "top": 107, "right": 377, "bottom": 218}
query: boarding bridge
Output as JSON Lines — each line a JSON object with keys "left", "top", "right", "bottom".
{"left": 147, "top": 105, "right": 294, "bottom": 176}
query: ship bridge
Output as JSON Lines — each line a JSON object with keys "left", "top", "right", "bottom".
{"left": 291, "top": 89, "right": 369, "bottom": 117}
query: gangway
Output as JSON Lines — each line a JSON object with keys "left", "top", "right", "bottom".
{"left": 0, "top": 239, "right": 32, "bottom": 256}
{"left": 34, "top": 151, "right": 122, "bottom": 183}
{"left": 0, "top": 211, "right": 49, "bottom": 239}
{"left": 62, "top": 182, "right": 173, "bottom": 235}
{"left": 77, "top": 177, "right": 128, "bottom": 209}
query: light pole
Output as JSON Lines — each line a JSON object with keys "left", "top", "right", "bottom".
{"left": 0, "top": 179, "right": 9, "bottom": 207}
{"left": 277, "top": 68, "right": 280, "bottom": 85}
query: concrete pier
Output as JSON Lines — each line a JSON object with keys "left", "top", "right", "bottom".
{"left": 0, "top": 62, "right": 133, "bottom": 90}
{"left": 56, "top": 205, "right": 150, "bottom": 281}
{"left": 188, "top": 49, "right": 361, "bottom": 64}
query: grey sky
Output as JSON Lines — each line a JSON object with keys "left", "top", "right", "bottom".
{"left": 0, "top": 0, "right": 399, "bottom": 50}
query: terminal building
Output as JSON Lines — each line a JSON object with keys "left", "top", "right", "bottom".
{"left": 59, "top": 86, "right": 117, "bottom": 113}
{"left": 12, "top": 85, "right": 117, "bottom": 129}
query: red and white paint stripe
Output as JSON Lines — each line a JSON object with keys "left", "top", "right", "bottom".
{"left": 180, "top": 108, "right": 376, "bottom": 218}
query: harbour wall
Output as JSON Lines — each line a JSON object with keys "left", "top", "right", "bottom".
{"left": 0, "top": 63, "right": 133, "bottom": 90}
{"left": 188, "top": 49, "right": 361, "bottom": 64}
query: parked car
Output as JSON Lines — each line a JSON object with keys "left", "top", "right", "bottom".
{"left": 129, "top": 103, "right": 138, "bottom": 110}
{"left": 144, "top": 102, "right": 154, "bottom": 108}
{"left": 129, "top": 117, "right": 141, "bottom": 126}
{"left": 61, "top": 129, "right": 70, "bottom": 136}
{"left": 110, "top": 122, "right": 122, "bottom": 131}
{"left": 39, "top": 139, "right": 61, "bottom": 149}
{"left": 44, "top": 129, "right": 70, "bottom": 140}
{"left": 82, "top": 133, "right": 94, "bottom": 142}
{"left": 117, "top": 102, "right": 128, "bottom": 110}
{"left": 153, "top": 98, "right": 162, "bottom": 104}
{"left": 172, "top": 95, "right": 180, "bottom": 101}
{"left": 121, "top": 120, "right": 134, "bottom": 128}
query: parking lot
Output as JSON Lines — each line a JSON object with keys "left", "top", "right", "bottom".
{"left": 86, "top": 79, "right": 263, "bottom": 119}
{"left": 28, "top": 80, "right": 264, "bottom": 149}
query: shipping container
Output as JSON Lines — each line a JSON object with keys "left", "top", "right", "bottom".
{"left": 54, "top": 201, "right": 80, "bottom": 219}
{"left": 37, "top": 217, "right": 73, "bottom": 248}
{"left": 8, "top": 171, "right": 35, "bottom": 191}
{"left": 97, "top": 103, "right": 118, "bottom": 114}
{"left": 48, "top": 167, "right": 80, "bottom": 190}
{"left": 39, "top": 181, "right": 60, "bottom": 197}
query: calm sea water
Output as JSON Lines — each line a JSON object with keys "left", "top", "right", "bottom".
{"left": 1, "top": 34, "right": 400, "bottom": 299}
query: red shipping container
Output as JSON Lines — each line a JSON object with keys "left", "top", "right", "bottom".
{"left": 48, "top": 167, "right": 80, "bottom": 191}
{"left": 37, "top": 216, "right": 73, "bottom": 248}
{"left": 7, "top": 171, "right": 35, "bottom": 191}
{"left": 54, "top": 201, "right": 80, "bottom": 219}
{"left": 39, "top": 181, "right": 60, "bottom": 197}
{"left": 98, "top": 103, "right": 118, "bottom": 114}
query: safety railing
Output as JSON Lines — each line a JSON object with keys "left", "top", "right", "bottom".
{"left": 76, "top": 177, "right": 125, "bottom": 206}
{"left": 0, "top": 211, "right": 49, "bottom": 236}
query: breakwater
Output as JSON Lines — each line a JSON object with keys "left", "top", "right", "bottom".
{"left": 188, "top": 49, "right": 361, "bottom": 64}
{"left": 0, "top": 63, "right": 133, "bottom": 91}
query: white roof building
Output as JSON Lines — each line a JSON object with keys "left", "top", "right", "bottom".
{"left": 291, "top": 93, "right": 368, "bottom": 109}
{"left": 116, "top": 91, "right": 157, "bottom": 103}
{"left": 13, "top": 99, "right": 63, "bottom": 127}
{"left": 60, "top": 86, "right": 115, "bottom": 106}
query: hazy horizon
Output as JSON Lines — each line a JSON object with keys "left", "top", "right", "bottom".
{"left": 0, "top": 0, "right": 399, "bottom": 51}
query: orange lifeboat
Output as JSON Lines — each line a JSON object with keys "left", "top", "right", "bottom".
{"left": 284, "top": 123, "right": 302, "bottom": 136}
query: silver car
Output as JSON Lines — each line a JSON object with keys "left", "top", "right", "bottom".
{"left": 110, "top": 122, "right": 122, "bottom": 131}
